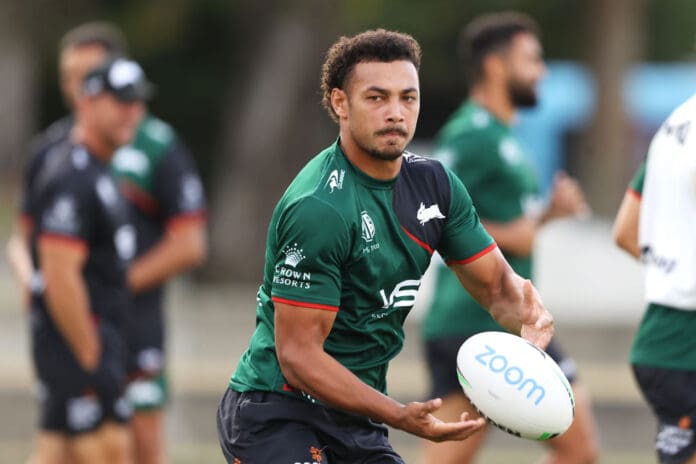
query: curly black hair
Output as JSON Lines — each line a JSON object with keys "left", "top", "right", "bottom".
{"left": 321, "top": 29, "right": 421, "bottom": 122}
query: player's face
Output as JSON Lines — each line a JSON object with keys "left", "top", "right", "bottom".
{"left": 503, "top": 33, "right": 545, "bottom": 108}
{"left": 341, "top": 60, "right": 420, "bottom": 161}
{"left": 90, "top": 94, "right": 145, "bottom": 151}
{"left": 59, "top": 44, "right": 110, "bottom": 109}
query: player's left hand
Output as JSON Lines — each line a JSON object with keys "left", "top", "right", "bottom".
{"left": 519, "top": 279, "right": 553, "bottom": 350}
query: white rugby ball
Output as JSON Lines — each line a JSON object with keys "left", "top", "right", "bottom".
{"left": 456, "top": 331, "right": 574, "bottom": 440}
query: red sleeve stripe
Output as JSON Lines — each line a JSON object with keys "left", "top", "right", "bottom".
{"left": 19, "top": 214, "right": 34, "bottom": 232}
{"left": 400, "top": 226, "right": 434, "bottom": 255}
{"left": 446, "top": 242, "right": 497, "bottom": 265}
{"left": 271, "top": 296, "right": 339, "bottom": 312}
{"left": 628, "top": 188, "right": 641, "bottom": 200}
{"left": 166, "top": 211, "right": 208, "bottom": 230}
{"left": 38, "top": 233, "right": 88, "bottom": 253}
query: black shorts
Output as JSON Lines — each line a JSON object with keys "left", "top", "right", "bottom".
{"left": 217, "top": 389, "right": 404, "bottom": 464}
{"left": 633, "top": 365, "right": 696, "bottom": 464}
{"left": 123, "top": 301, "right": 168, "bottom": 410}
{"left": 32, "top": 320, "right": 131, "bottom": 435}
{"left": 424, "top": 334, "right": 578, "bottom": 399}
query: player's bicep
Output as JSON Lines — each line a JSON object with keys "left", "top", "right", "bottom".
{"left": 39, "top": 236, "right": 87, "bottom": 275}
{"left": 274, "top": 301, "right": 337, "bottom": 359}
{"left": 613, "top": 190, "right": 641, "bottom": 259}
{"left": 448, "top": 246, "right": 509, "bottom": 309}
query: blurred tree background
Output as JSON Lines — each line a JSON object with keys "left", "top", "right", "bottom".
{"left": 3, "top": 0, "right": 696, "bottom": 280}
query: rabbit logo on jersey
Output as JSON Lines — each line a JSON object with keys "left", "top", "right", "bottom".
{"left": 273, "top": 243, "right": 311, "bottom": 289}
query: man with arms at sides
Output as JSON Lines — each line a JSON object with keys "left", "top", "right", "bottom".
{"left": 217, "top": 29, "right": 554, "bottom": 464}
{"left": 8, "top": 21, "right": 208, "bottom": 464}
{"left": 421, "top": 12, "right": 599, "bottom": 464}
{"left": 27, "top": 58, "right": 152, "bottom": 464}
{"left": 614, "top": 94, "right": 696, "bottom": 463}
{"left": 7, "top": 22, "right": 127, "bottom": 309}
{"left": 7, "top": 22, "right": 128, "bottom": 464}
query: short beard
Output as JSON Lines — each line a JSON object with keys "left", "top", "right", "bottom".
{"left": 351, "top": 128, "right": 410, "bottom": 161}
{"left": 366, "top": 145, "right": 404, "bottom": 161}
{"left": 508, "top": 80, "right": 538, "bottom": 108}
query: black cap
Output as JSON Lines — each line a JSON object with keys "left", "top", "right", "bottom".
{"left": 82, "top": 58, "right": 154, "bottom": 102}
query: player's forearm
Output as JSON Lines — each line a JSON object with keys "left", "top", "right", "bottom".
{"left": 278, "top": 345, "right": 405, "bottom": 426}
{"left": 128, "top": 225, "right": 207, "bottom": 293}
{"left": 482, "top": 218, "right": 536, "bottom": 257}
{"left": 6, "top": 233, "right": 33, "bottom": 290}
{"left": 43, "top": 267, "right": 100, "bottom": 370}
{"left": 486, "top": 269, "right": 528, "bottom": 335}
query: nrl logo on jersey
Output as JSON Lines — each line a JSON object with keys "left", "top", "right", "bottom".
{"left": 361, "top": 210, "right": 376, "bottom": 242}
{"left": 403, "top": 152, "right": 428, "bottom": 163}
{"left": 417, "top": 202, "right": 445, "bottom": 225}
{"left": 325, "top": 169, "right": 345, "bottom": 193}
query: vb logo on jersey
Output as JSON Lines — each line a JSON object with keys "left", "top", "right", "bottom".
{"left": 379, "top": 279, "right": 421, "bottom": 309}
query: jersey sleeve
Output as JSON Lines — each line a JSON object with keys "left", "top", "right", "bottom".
{"left": 628, "top": 161, "right": 646, "bottom": 197}
{"left": 270, "top": 196, "right": 351, "bottom": 311}
{"left": 151, "top": 142, "right": 207, "bottom": 225}
{"left": 35, "top": 179, "right": 94, "bottom": 248}
{"left": 437, "top": 168, "right": 495, "bottom": 264}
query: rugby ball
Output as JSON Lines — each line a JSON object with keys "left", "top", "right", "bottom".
{"left": 456, "top": 331, "right": 574, "bottom": 440}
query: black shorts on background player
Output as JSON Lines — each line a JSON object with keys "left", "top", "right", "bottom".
{"left": 633, "top": 366, "right": 696, "bottom": 464}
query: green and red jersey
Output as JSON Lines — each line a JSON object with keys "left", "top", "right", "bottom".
{"left": 230, "top": 140, "right": 494, "bottom": 399}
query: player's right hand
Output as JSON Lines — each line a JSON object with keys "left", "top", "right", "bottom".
{"left": 393, "top": 398, "right": 486, "bottom": 442}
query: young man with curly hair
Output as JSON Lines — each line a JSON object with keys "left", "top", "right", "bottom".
{"left": 216, "top": 28, "right": 554, "bottom": 464}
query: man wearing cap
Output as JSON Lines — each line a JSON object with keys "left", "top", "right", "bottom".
{"left": 26, "top": 58, "right": 150, "bottom": 464}
{"left": 109, "top": 51, "right": 208, "bottom": 464}
{"left": 11, "top": 23, "right": 208, "bottom": 464}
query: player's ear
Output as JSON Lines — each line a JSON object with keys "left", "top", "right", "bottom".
{"left": 331, "top": 88, "right": 348, "bottom": 119}
{"left": 483, "top": 53, "right": 505, "bottom": 81}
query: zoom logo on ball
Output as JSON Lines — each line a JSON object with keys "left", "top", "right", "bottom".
{"left": 475, "top": 344, "right": 546, "bottom": 406}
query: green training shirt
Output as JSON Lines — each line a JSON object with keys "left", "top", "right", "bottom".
{"left": 628, "top": 161, "right": 696, "bottom": 370}
{"left": 229, "top": 140, "right": 494, "bottom": 400}
{"left": 422, "top": 100, "right": 541, "bottom": 340}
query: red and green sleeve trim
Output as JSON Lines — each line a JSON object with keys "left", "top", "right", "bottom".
{"left": 445, "top": 242, "right": 497, "bottom": 265}
{"left": 271, "top": 296, "right": 338, "bottom": 312}
{"left": 627, "top": 188, "right": 641, "bottom": 200}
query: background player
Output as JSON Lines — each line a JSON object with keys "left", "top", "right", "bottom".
{"left": 8, "top": 21, "right": 208, "bottom": 464}
{"left": 613, "top": 93, "right": 696, "bottom": 463}
{"left": 27, "top": 57, "right": 151, "bottom": 464}
{"left": 7, "top": 22, "right": 128, "bottom": 464}
{"left": 420, "top": 12, "right": 599, "bottom": 464}
{"left": 217, "top": 28, "right": 554, "bottom": 464}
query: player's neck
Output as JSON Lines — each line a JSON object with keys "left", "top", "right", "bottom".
{"left": 72, "top": 124, "right": 116, "bottom": 164}
{"left": 469, "top": 84, "right": 515, "bottom": 125}
{"left": 339, "top": 133, "right": 402, "bottom": 181}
